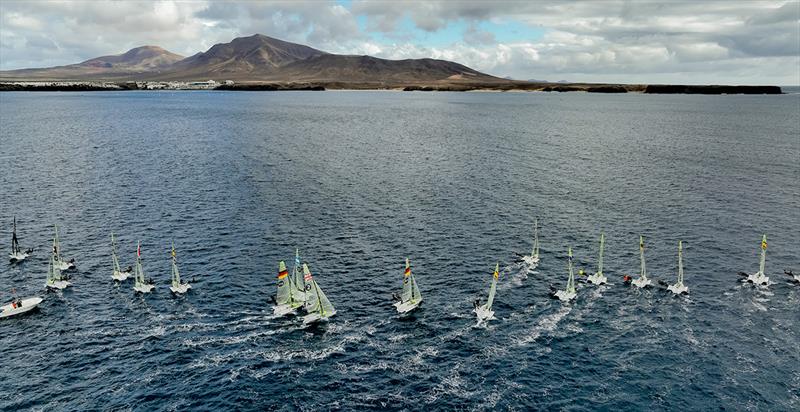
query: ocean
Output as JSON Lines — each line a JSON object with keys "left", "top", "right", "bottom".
{"left": 0, "top": 90, "right": 798, "bottom": 410}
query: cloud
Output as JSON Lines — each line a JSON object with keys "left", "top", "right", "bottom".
{"left": 1, "top": 0, "right": 798, "bottom": 84}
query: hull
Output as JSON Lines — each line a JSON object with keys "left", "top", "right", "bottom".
{"left": 46, "top": 280, "right": 71, "bottom": 290}
{"left": 272, "top": 304, "right": 297, "bottom": 317}
{"left": 474, "top": 306, "right": 495, "bottom": 323}
{"left": 9, "top": 252, "right": 29, "bottom": 263}
{"left": 587, "top": 273, "right": 607, "bottom": 285}
{"left": 746, "top": 272, "right": 769, "bottom": 285}
{"left": 793, "top": 274, "right": 800, "bottom": 283}
{"left": 55, "top": 260, "right": 76, "bottom": 271}
{"left": 303, "top": 310, "right": 336, "bottom": 325}
{"left": 632, "top": 276, "right": 652, "bottom": 288}
{"left": 522, "top": 255, "right": 540, "bottom": 266}
{"left": 667, "top": 283, "right": 689, "bottom": 295}
{"left": 394, "top": 300, "right": 421, "bottom": 314}
{"left": 170, "top": 283, "right": 192, "bottom": 294}
{"left": 112, "top": 270, "right": 132, "bottom": 281}
{"left": 554, "top": 290, "right": 577, "bottom": 302}
{"left": 0, "top": 297, "right": 43, "bottom": 318}
{"left": 133, "top": 284, "right": 155, "bottom": 293}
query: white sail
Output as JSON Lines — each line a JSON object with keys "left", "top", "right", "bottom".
{"left": 112, "top": 233, "right": 122, "bottom": 273}
{"left": 485, "top": 263, "right": 499, "bottom": 310}
{"left": 410, "top": 271, "right": 422, "bottom": 303}
{"left": 302, "top": 264, "right": 335, "bottom": 319}
{"left": 597, "top": 233, "right": 604, "bottom": 276}
{"left": 532, "top": 218, "right": 540, "bottom": 259}
{"left": 53, "top": 225, "right": 62, "bottom": 262}
{"left": 292, "top": 249, "right": 305, "bottom": 295}
{"left": 677, "top": 240, "right": 684, "bottom": 285}
{"left": 171, "top": 243, "right": 181, "bottom": 287}
{"left": 401, "top": 258, "right": 414, "bottom": 303}
{"left": 276, "top": 261, "right": 291, "bottom": 305}
{"left": 758, "top": 234, "right": 766, "bottom": 275}
{"left": 567, "top": 247, "right": 576, "bottom": 294}
{"left": 639, "top": 236, "right": 647, "bottom": 281}
{"left": 134, "top": 244, "right": 145, "bottom": 287}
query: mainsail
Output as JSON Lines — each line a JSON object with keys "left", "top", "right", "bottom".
{"left": 11, "top": 217, "right": 20, "bottom": 255}
{"left": 112, "top": 233, "right": 122, "bottom": 274}
{"left": 532, "top": 219, "right": 540, "bottom": 259}
{"left": 486, "top": 263, "right": 499, "bottom": 310}
{"left": 46, "top": 255, "right": 61, "bottom": 283}
{"left": 401, "top": 258, "right": 422, "bottom": 304}
{"left": 597, "top": 233, "right": 605, "bottom": 276}
{"left": 567, "top": 247, "right": 576, "bottom": 294}
{"left": 677, "top": 240, "right": 684, "bottom": 286}
{"left": 639, "top": 236, "right": 648, "bottom": 281}
{"left": 134, "top": 242, "right": 146, "bottom": 287}
{"left": 759, "top": 234, "right": 767, "bottom": 275}
{"left": 276, "top": 261, "right": 291, "bottom": 305}
{"left": 53, "top": 225, "right": 62, "bottom": 262}
{"left": 292, "top": 249, "right": 305, "bottom": 296}
{"left": 302, "top": 264, "right": 335, "bottom": 317}
{"left": 171, "top": 243, "right": 181, "bottom": 288}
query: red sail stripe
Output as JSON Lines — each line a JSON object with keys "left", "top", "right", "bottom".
{"left": 404, "top": 268, "right": 411, "bottom": 276}
{"left": 277, "top": 270, "right": 288, "bottom": 279}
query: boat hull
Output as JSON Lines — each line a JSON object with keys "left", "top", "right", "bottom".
{"left": 746, "top": 272, "right": 769, "bottom": 285}
{"left": 134, "top": 284, "right": 155, "bottom": 293}
{"left": 554, "top": 290, "right": 577, "bottom": 302}
{"left": 303, "top": 311, "right": 336, "bottom": 325}
{"left": 667, "top": 283, "right": 689, "bottom": 295}
{"left": 632, "top": 277, "right": 652, "bottom": 288}
{"left": 0, "top": 297, "right": 43, "bottom": 318}
{"left": 587, "top": 273, "right": 607, "bottom": 285}
{"left": 474, "top": 306, "right": 494, "bottom": 323}
{"left": 55, "top": 260, "right": 76, "bottom": 271}
{"left": 9, "top": 252, "right": 29, "bottom": 263}
{"left": 46, "top": 280, "right": 71, "bottom": 290}
{"left": 170, "top": 283, "right": 192, "bottom": 294}
{"left": 272, "top": 304, "right": 297, "bottom": 317}
{"left": 112, "top": 270, "right": 132, "bottom": 281}
{"left": 394, "top": 300, "right": 421, "bottom": 314}
{"left": 522, "top": 255, "right": 540, "bottom": 266}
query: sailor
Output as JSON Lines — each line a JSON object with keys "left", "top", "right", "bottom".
{"left": 578, "top": 268, "right": 586, "bottom": 276}
{"left": 392, "top": 292, "right": 400, "bottom": 302}
{"left": 623, "top": 275, "right": 632, "bottom": 285}
{"left": 126, "top": 265, "right": 133, "bottom": 273}
{"left": 473, "top": 298, "right": 481, "bottom": 309}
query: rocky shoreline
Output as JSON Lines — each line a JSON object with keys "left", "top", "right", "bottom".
{"left": 0, "top": 81, "right": 783, "bottom": 94}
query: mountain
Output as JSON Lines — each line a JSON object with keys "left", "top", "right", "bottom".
{"left": 0, "top": 34, "right": 502, "bottom": 85}
{"left": 1, "top": 46, "right": 184, "bottom": 80}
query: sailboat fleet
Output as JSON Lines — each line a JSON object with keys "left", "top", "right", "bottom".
{"left": 1, "top": 217, "right": 794, "bottom": 321}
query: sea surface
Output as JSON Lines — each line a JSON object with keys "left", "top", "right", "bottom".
{"left": 0, "top": 90, "right": 798, "bottom": 411}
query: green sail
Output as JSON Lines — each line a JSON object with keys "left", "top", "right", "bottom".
{"left": 303, "top": 264, "right": 335, "bottom": 317}
{"left": 401, "top": 258, "right": 413, "bottom": 303}
{"left": 410, "top": 273, "right": 422, "bottom": 304}
{"left": 639, "top": 235, "right": 648, "bottom": 280}
{"left": 134, "top": 242, "right": 146, "bottom": 288}
{"left": 276, "top": 261, "right": 290, "bottom": 305}
{"left": 171, "top": 243, "right": 181, "bottom": 288}
{"left": 597, "top": 233, "right": 604, "bottom": 276}
{"left": 532, "top": 218, "right": 540, "bottom": 259}
{"left": 759, "top": 234, "right": 767, "bottom": 275}
{"left": 111, "top": 233, "right": 122, "bottom": 273}
{"left": 292, "top": 249, "right": 305, "bottom": 295}
{"left": 486, "top": 263, "right": 499, "bottom": 310}
{"left": 566, "top": 247, "right": 576, "bottom": 294}
{"left": 677, "top": 240, "right": 684, "bottom": 285}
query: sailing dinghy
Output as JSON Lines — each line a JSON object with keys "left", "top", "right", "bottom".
{"left": 668, "top": 240, "right": 689, "bottom": 295}
{"left": 52, "top": 225, "right": 75, "bottom": 271}
{"left": 9, "top": 217, "right": 31, "bottom": 263}
{"left": 169, "top": 243, "right": 191, "bottom": 294}
{"left": 0, "top": 294, "right": 43, "bottom": 319}
{"left": 301, "top": 264, "right": 336, "bottom": 324}
{"left": 394, "top": 258, "right": 422, "bottom": 314}
{"left": 586, "top": 233, "right": 607, "bottom": 285}
{"left": 133, "top": 242, "right": 155, "bottom": 293}
{"left": 474, "top": 264, "right": 499, "bottom": 324}
{"left": 45, "top": 254, "right": 70, "bottom": 290}
{"left": 522, "top": 219, "right": 541, "bottom": 267}
{"left": 631, "top": 236, "right": 652, "bottom": 288}
{"left": 273, "top": 260, "right": 302, "bottom": 316}
{"left": 111, "top": 233, "right": 132, "bottom": 281}
{"left": 745, "top": 235, "right": 769, "bottom": 285}
{"left": 554, "top": 248, "right": 578, "bottom": 301}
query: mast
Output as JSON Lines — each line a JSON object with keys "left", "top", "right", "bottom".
{"left": 567, "top": 247, "right": 576, "bottom": 293}
{"left": 171, "top": 242, "right": 180, "bottom": 287}
{"left": 532, "top": 219, "right": 540, "bottom": 259}
{"left": 111, "top": 233, "right": 121, "bottom": 273}
{"left": 677, "top": 240, "right": 684, "bottom": 285}
{"left": 639, "top": 236, "right": 647, "bottom": 280}
{"left": 597, "top": 233, "right": 605, "bottom": 275}
{"left": 759, "top": 234, "right": 767, "bottom": 275}
{"left": 486, "top": 263, "right": 499, "bottom": 310}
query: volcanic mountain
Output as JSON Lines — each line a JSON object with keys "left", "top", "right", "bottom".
{"left": 0, "top": 34, "right": 501, "bottom": 84}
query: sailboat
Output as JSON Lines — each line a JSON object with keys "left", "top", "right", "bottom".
{"left": 522, "top": 219, "right": 541, "bottom": 267}
{"left": 111, "top": 233, "right": 132, "bottom": 281}
{"left": 394, "top": 258, "right": 423, "bottom": 313}
{"left": 745, "top": 235, "right": 769, "bottom": 285}
{"left": 631, "top": 236, "right": 652, "bottom": 288}
{"left": 291, "top": 249, "right": 307, "bottom": 302}
{"left": 0, "top": 290, "right": 43, "bottom": 319}
{"left": 45, "top": 254, "right": 70, "bottom": 290}
{"left": 273, "top": 260, "right": 303, "bottom": 316}
{"left": 474, "top": 263, "right": 499, "bottom": 324}
{"left": 9, "top": 217, "right": 31, "bottom": 263}
{"left": 132, "top": 242, "right": 155, "bottom": 293}
{"left": 169, "top": 243, "right": 191, "bottom": 294}
{"left": 587, "top": 233, "right": 607, "bottom": 285}
{"left": 668, "top": 240, "right": 689, "bottom": 295}
{"left": 52, "top": 225, "right": 75, "bottom": 271}
{"left": 554, "top": 248, "right": 578, "bottom": 301}
{"left": 301, "top": 263, "right": 336, "bottom": 324}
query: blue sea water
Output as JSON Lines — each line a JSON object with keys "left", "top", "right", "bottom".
{"left": 0, "top": 90, "right": 798, "bottom": 411}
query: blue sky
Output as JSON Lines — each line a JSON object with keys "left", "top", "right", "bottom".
{"left": 0, "top": 0, "right": 798, "bottom": 84}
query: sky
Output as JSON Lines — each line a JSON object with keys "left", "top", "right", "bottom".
{"left": 1, "top": 0, "right": 798, "bottom": 84}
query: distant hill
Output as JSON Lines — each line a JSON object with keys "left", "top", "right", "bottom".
{"left": 1, "top": 46, "right": 184, "bottom": 80}
{"left": 0, "top": 34, "right": 502, "bottom": 84}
